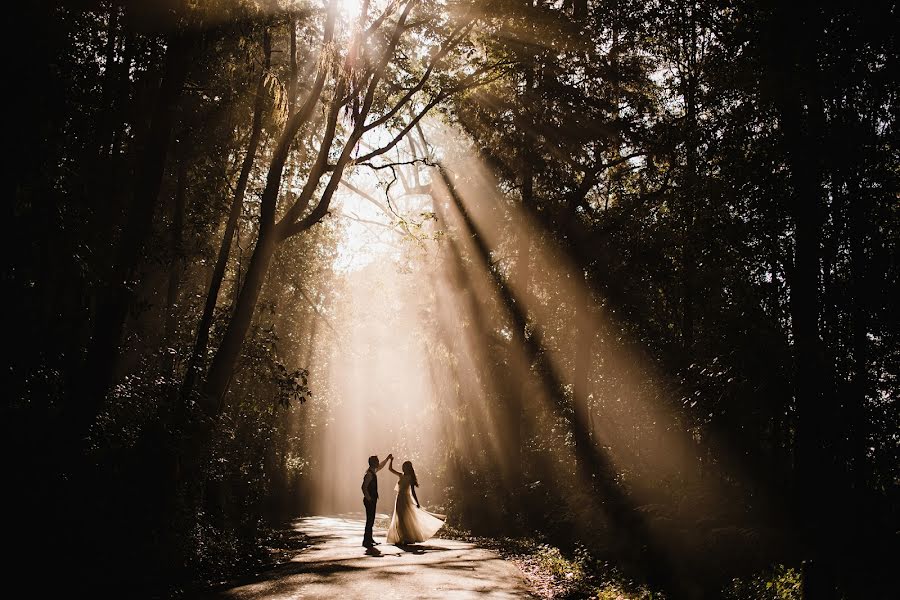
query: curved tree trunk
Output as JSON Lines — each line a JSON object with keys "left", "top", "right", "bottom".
{"left": 201, "top": 229, "right": 278, "bottom": 417}
{"left": 199, "top": 6, "right": 339, "bottom": 417}
{"left": 199, "top": 0, "right": 446, "bottom": 416}
{"left": 182, "top": 28, "right": 271, "bottom": 399}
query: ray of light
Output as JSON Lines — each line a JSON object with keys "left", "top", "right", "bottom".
{"left": 293, "top": 112, "right": 762, "bottom": 596}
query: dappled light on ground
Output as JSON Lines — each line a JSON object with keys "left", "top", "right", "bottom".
{"left": 208, "top": 516, "right": 534, "bottom": 599}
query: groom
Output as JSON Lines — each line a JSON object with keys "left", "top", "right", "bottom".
{"left": 361, "top": 453, "right": 391, "bottom": 547}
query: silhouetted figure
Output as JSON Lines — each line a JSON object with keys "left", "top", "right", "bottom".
{"left": 386, "top": 458, "right": 446, "bottom": 545}
{"left": 361, "top": 453, "right": 391, "bottom": 547}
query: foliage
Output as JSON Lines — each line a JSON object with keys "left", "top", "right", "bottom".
{"left": 6, "top": 0, "right": 897, "bottom": 598}
{"left": 272, "top": 363, "right": 312, "bottom": 408}
{"left": 724, "top": 564, "right": 802, "bottom": 600}
{"left": 435, "top": 0, "right": 897, "bottom": 597}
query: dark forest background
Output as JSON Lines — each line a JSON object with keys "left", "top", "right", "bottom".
{"left": 6, "top": 1, "right": 898, "bottom": 598}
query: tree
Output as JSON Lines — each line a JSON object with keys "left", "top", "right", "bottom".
{"left": 200, "top": 0, "right": 490, "bottom": 416}
{"left": 74, "top": 2, "right": 197, "bottom": 442}
{"left": 182, "top": 25, "right": 274, "bottom": 399}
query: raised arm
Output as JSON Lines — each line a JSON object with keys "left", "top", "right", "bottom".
{"left": 374, "top": 453, "right": 392, "bottom": 472}
{"left": 388, "top": 456, "right": 402, "bottom": 477}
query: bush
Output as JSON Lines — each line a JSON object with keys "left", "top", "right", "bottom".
{"left": 724, "top": 564, "right": 802, "bottom": 600}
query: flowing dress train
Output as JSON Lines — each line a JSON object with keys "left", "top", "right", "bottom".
{"left": 386, "top": 474, "right": 446, "bottom": 544}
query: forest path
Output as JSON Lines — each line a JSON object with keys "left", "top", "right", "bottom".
{"left": 206, "top": 515, "right": 536, "bottom": 599}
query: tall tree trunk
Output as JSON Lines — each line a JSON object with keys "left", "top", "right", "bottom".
{"left": 200, "top": 5, "right": 339, "bottom": 416}
{"left": 680, "top": 3, "right": 698, "bottom": 352}
{"left": 202, "top": 227, "right": 278, "bottom": 417}
{"left": 186, "top": 222, "right": 279, "bottom": 530}
{"left": 507, "top": 153, "right": 530, "bottom": 492}
{"left": 164, "top": 152, "right": 188, "bottom": 375}
{"left": 847, "top": 172, "right": 869, "bottom": 495}
{"left": 844, "top": 161, "right": 872, "bottom": 592}
{"left": 182, "top": 28, "right": 271, "bottom": 398}
{"left": 94, "top": 1, "right": 121, "bottom": 162}
{"left": 75, "top": 28, "right": 193, "bottom": 438}
{"left": 288, "top": 18, "right": 298, "bottom": 118}
{"left": 506, "top": 51, "right": 539, "bottom": 492}
{"left": 571, "top": 0, "right": 588, "bottom": 22}
{"left": 769, "top": 2, "right": 835, "bottom": 596}
{"left": 200, "top": 0, "right": 432, "bottom": 416}
{"left": 108, "top": 26, "right": 135, "bottom": 159}
{"left": 572, "top": 285, "right": 594, "bottom": 459}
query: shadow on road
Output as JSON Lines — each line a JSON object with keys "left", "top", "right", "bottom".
{"left": 396, "top": 543, "right": 452, "bottom": 554}
{"left": 200, "top": 516, "right": 535, "bottom": 598}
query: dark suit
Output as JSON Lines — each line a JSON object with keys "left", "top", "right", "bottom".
{"left": 362, "top": 468, "right": 378, "bottom": 545}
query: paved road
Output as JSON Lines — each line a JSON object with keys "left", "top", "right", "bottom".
{"left": 206, "top": 515, "right": 535, "bottom": 599}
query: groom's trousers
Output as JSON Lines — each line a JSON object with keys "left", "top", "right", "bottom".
{"left": 363, "top": 498, "right": 377, "bottom": 544}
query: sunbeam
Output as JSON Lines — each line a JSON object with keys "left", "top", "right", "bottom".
{"left": 13, "top": 1, "right": 896, "bottom": 598}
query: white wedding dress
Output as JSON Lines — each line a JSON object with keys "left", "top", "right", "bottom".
{"left": 386, "top": 474, "right": 446, "bottom": 544}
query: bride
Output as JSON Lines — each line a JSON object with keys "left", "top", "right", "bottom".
{"left": 385, "top": 457, "right": 446, "bottom": 545}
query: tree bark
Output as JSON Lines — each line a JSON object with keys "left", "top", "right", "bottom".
{"left": 507, "top": 149, "right": 530, "bottom": 491}
{"left": 76, "top": 28, "right": 194, "bottom": 438}
{"left": 574, "top": 0, "right": 587, "bottom": 22}
{"left": 288, "top": 18, "right": 298, "bottom": 118}
{"left": 680, "top": 2, "right": 698, "bottom": 352}
{"left": 200, "top": 5, "right": 338, "bottom": 416}
{"left": 182, "top": 28, "right": 271, "bottom": 399}
{"left": 200, "top": 0, "right": 447, "bottom": 414}
{"left": 768, "top": 2, "right": 836, "bottom": 596}
{"left": 202, "top": 230, "right": 279, "bottom": 417}
{"left": 506, "top": 54, "right": 539, "bottom": 491}
{"left": 164, "top": 152, "right": 188, "bottom": 375}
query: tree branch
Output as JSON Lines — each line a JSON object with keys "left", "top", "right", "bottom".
{"left": 573, "top": 151, "right": 646, "bottom": 203}
{"left": 259, "top": 2, "right": 338, "bottom": 233}
{"left": 353, "top": 67, "right": 506, "bottom": 164}
{"left": 340, "top": 178, "right": 392, "bottom": 216}
{"left": 358, "top": 0, "right": 417, "bottom": 118}
{"left": 362, "top": 18, "right": 476, "bottom": 132}
{"left": 357, "top": 157, "right": 436, "bottom": 171}
{"left": 275, "top": 75, "right": 347, "bottom": 236}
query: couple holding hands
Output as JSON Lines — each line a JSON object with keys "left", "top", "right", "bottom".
{"left": 361, "top": 453, "right": 446, "bottom": 548}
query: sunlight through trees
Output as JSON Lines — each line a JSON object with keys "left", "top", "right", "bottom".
{"left": 8, "top": 1, "right": 897, "bottom": 598}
